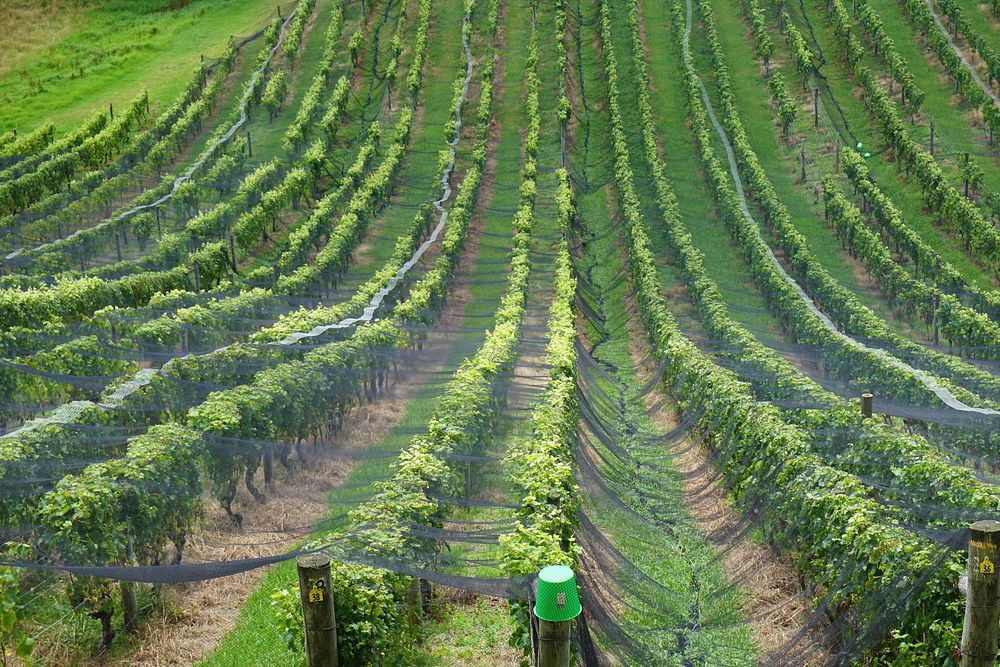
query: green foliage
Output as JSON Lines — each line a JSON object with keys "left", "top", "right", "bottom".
{"left": 282, "top": 4, "right": 344, "bottom": 152}
{"left": 822, "top": 175, "right": 1000, "bottom": 358}
{"left": 692, "top": 0, "right": 1000, "bottom": 412}
{"left": 261, "top": 69, "right": 288, "bottom": 122}
{"left": 0, "top": 94, "right": 148, "bottom": 215}
{"left": 767, "top": 71, "right": 796, "bottom": 136}
{"left": 828, "top": 0, "right": 1000, "bottom": 270}
{"left": 781, "top": 16, "right": 816, "bottom": 75}
{"left": 0, "top": 566, "right": 35, "bottom": 666}
{"left": 282, "top": 0, "right": 318, "bottom": 63}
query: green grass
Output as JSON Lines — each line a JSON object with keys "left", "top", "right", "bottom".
{"left": 862, "top": 0, "right": 1000, "bottom": 183}
{"left": 423, "top": 0, "right": 533, "bottom": 584}
{"left": 0, "top": 0, "right": 286, "bottom": 135}
{"left": 953, "top": 0, "right": 1000, "bottom": 44}
{"left": 331, "top": 0, "right": 460, "bottom": 294}
{"left": 241, "top": 0, "right": 405, "bottom": 275}
{"left": 422, "top": 596, "right": 518, "bottom": 665}
{"left": 237, "top": 0, "right": 344, "bottom": 163}
{"left": 572, "top": 149, "right": 756, "bottom": 667}
{"left": 415, "top": 0, "right": 568, "bottom": 654}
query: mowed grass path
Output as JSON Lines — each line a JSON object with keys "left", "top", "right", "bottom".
{"left": 565, "top": 0, "right": 756, "bottom": 661}
{"left": 0, "top": 0, "right": 282, "bottom": 134}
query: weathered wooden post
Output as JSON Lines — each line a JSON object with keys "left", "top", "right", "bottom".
{"left": 534, "top": 566, "right": 580, "bottom": 667}
{"left": 814, "top": 88, "right": 819, "bottom": 128}
{"left": 861, "top": 392, "right": 873, "bottom": 418}
{"left": 227, "top": 234, "right": 238, "bottom": 273}
{"left": 960, "top": 520, "right": 1000, "bottom": 667}
{"left": 297, "top": 553, "right": 338, "bottom": 667}
{"left": 964, "top": 152, "right": 971, "bottom": 198}
{"left": 121, "top": 534, "right": 139, "bottom": 634}
{"left": 538, "top": 620, "right": 571, "bottom": 667}
{"left": 120, "top": 581, "right": 139, "bottom": 634}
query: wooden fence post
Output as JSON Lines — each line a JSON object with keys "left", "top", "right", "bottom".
{"left": 121, "top": 582, "right": 139, "bottom": 634}
{"left": 121, "top": 534, "right": 139, "bottom": 634}
{"left": 861, "top": 392, "right": 873, "bottom": 418}
{"left": 961, "top": 520, "right": 1000, "bottom": 667}
{"left": 537, "top": 620, "right": 571, "bottom": 667}
{"left": 297, "top": 554, "right": 338, "bottom": 667}
{"left": 227, "top": 234, "right": 238, "bottom": 273}
{"left": 534, "top": 566, "right": 580, "bottom": 667}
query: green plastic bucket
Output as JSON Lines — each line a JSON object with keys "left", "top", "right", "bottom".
{"left": 534, "top": 565, "right": 581, "bottom": 622}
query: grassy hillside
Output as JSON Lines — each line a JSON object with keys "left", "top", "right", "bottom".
{"left": 0, "top": 0, "right": 281, "bottom": 134}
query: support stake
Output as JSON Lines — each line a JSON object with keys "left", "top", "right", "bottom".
{"left": 965, "top": 152, "right": 971, "bottom": 198}
{"left": 961, "top": 520, "right": 1000, "bottom": 667}
{"left": 297, "top": 554, "right": 338, "bottom": 667}
{"left": 537, "top": 620, "right": 571, "bottom": 667}
{"left": 228, "top": 234, "right": 238, "bottom": 273}
{"left": 534, "top": 566, "right": 580, "bottom": 667}
{"left": 930, "top": 123, "right": 935, "bottom": 155}
{"left": 814, "top": 88, "right": 819, "bottom": 128}
{"left": 861, "top": 392, "right": 873, "bottom": 418}
{"left": 121, "top": 582, "right": 139, "bottom": 634}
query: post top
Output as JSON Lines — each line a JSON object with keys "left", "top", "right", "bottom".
{"left": 971, "top": 519, "right": 1000, "bottom": 534}
{"left": 297, "top": 553, "right": 331, "bottom": 568}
